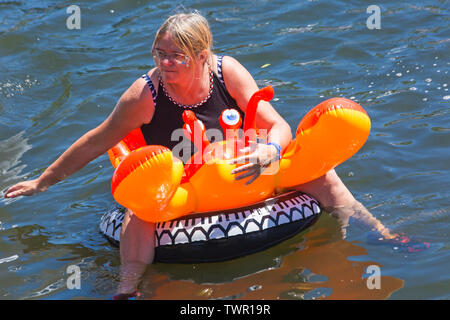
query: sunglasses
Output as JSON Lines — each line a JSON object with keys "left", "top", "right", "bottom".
{"left": 153, "top": 49, "right": 190, "bottom": 65}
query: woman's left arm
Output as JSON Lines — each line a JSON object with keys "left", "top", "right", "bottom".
{"left": 221, "top": 56, "right": 292, "bottom": 184}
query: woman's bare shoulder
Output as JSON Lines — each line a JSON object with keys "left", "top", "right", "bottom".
{"left": 116, "top": 68, "right": 159, "bottom": 124}
{"left": 219, "top": 55, "right": 258, "bottom": 109}
{"left": 221, "top": 55, "right": 254, "bottom": 86}
{"left": 127, "top": 68, "right": 159, "bottom": 100}
{"left": 221, "top": 55, "right": 245, "bottom": 71}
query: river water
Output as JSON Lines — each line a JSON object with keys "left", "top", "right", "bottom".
{"left": 0, "top": 0, "right": 448, "bottom": 300}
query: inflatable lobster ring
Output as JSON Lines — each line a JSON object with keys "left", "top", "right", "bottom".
{"left": 107, "top": 86, "right": 371, "bottom": 223}
{"left": 102, "top": 86, "right": 370, "bottom": 262}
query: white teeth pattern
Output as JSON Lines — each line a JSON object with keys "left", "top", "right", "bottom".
{"left": 313, "top": 202, "right": 321, "bottom": 214}
{"left": 190, "top": 229, "right": 207, "bottom": 242}
{"left": 99, "top": 191, "right": 321, "bottom": 247}
{"left": 99, "top": 209, "right": 125, "bottom": 244}
{"left": 278, "top": 214, "right": 291, "bottom": 225}
{"left": 208, "top": 226, "right": 226, "bottom": 239}
{"left": 227, "top": 224, "right": 244, "bottom": 237}
{"left": 245, "top": 220, "right": 261, "bottom": 233}
{"left": 304, "top": 207, "right": 313, "bottom": 218}
{"left": 266, "top": 216, "right": 277, "bottom": 229}
{"left": 159, "top": 233, "right": 173, "bottom": 246}
{"left": 291, "top": 209, "right": 303, "bottom": 221}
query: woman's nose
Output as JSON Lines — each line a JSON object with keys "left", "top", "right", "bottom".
{"left": 160, "top": 58, "right": 174, "bottom": 66}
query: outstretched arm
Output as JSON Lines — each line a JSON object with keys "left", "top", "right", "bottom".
{"left": 4, "top": 77, "right": 154, "bottom": 198}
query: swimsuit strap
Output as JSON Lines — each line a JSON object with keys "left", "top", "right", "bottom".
{"left": 141, "top": 74, "right": 158, "bottom": 108}
{"left": 217, "top": 55, "right": 226, "bottom": 86}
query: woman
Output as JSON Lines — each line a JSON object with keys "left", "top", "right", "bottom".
{"left": 4, "top": 12, "right": 396, "bottom": 298}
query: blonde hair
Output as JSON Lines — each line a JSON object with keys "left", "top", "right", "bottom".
{"left": 152, "top": 12, "right": 213, "bottom": 65}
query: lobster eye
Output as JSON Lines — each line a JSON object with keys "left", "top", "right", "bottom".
{"left": 222, "top": 109, "right": 240, "bottom": 126}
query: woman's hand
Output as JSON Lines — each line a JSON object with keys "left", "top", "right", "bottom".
{"left": 3, "top": 179, "right": 48, "bottom": 198}
{"left": 228, "top": 143, "right": 280, "bottom": 185}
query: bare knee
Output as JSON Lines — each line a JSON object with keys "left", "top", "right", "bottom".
{"left": 121, "top": 210, "right": 154, "bottom": 236}
{"left": 121, "top": 209, "right": 135, "bottom": 238}
{"left": 120, "top": 209, "right": 155, "bottom": 265}
{"left": 294, "top": 169, "right": 355, "bottom": 209}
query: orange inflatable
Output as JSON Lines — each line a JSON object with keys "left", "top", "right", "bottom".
{"left": 108, "top": 86, "right": 371, "bottom": 222}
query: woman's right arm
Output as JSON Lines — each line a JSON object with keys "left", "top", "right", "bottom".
{"left": 4, "top": 76, "right": 155, "bottom": 198}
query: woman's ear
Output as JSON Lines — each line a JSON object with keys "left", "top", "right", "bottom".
{"left": 198, "top": 49, "right": 209, "bottom": 64}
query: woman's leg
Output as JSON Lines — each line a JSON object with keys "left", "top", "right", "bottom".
{"left": 294, "top": 169, "right": 397, "bottom": 239}
{"left": 116, "top": 209, "right": 156, "bottom": 295}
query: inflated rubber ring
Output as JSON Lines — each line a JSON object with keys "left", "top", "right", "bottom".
{"left": 99, "top": 190, "right": 321, "bottom": 263}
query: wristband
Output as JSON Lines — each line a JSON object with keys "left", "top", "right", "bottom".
{"left": 267, "top": 142, "right": 282, "bottom": 160}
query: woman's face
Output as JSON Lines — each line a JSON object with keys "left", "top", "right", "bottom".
{"left": 154, "top": 33, "right": 193, "bottom": 84}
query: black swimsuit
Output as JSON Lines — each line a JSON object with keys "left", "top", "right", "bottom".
{"left": 140, "top": 56, "right": 245, "bottom": 162}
